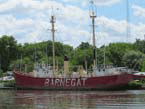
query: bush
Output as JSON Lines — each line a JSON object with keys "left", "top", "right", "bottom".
{"left": 128, "top": 80, "right": 143, "bottom": 87}
{"left": 140, "top": 78, "right": 145, "bottom": 85}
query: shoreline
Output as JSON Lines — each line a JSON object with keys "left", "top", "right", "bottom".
{"left": 0, "top": 86, "right": 145, "bottom": 90}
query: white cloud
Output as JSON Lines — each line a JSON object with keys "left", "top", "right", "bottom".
{"left": 0, "top": 14, "right": 34, "bottom": 41}
{"left": 82, "top": 0, "right": 121, "bottom": 7}
{"left": 132, "top": 5, "right": 145, "bottom": 18}
{"left": 94, "top": 0, "right": 121, "bottom": 6}
{"left": 0, "top": 0, "right": 145, "bottom": 48}
{"left": 62, "top": 5, "right": 89, "bottom": 23}
{"left": 0, "top": 0, "right": 16, "bottom": 12}
{"left": 16, "top": 18, "right": 34, "bottom": 27}
{"left": 62, "top": 0, "right": 78, "bottom": 2}
{"left": 95, "top": 16, "right": 145, "bottom": 46}
{"left": 96, "top": 16, "right": 127, "bottom": 33}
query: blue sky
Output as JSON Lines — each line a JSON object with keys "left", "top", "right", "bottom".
{"left": 0, "top": 0, "right": 145, "bottom": 47}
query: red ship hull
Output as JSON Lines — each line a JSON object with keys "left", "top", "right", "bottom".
{"left": 13, "top": 70, "right": 134, "bottom": 90}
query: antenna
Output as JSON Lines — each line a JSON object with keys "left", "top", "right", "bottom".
{"left": 126, "top": 0, "right": 130, "bottom": 43}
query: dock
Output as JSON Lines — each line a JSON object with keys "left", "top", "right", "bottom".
{"left": 0, "top": 83, "right": 15, "bottom": 90}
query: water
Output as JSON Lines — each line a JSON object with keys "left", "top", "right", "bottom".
{"left": 0, "top": 90, "right": 145, "bottom": 109}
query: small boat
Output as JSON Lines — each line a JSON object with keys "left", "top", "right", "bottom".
{"left": 132, "top": 71, "right": 145, "bottom": 80}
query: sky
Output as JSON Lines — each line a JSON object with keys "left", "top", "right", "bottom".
{"left": 0, "top": 0, "right": 145, "bottom": 48}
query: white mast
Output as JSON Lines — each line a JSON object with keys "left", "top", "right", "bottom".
{"left": 104, "top": 44, "right": 106, "bottom": 69}
{"left": 20, "top": 53, "right": 22, "bottom": 72}
{"left": 90, "top": 0, "right": 97, "bottom": 69}
{"left": 35, "top": 48, "right": 36, "bottom": 63}
{"left": 46, "top": 44, "right": 48, "bottom": 68}
{"left": 50, "top": 13, "right": 56, "bottom": 76}
{"left": 49, "top": 7, "right": 60, "bottom": 76}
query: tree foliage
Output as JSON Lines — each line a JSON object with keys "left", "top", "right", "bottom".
{"left": 106, "top": 43, "right": 134, "bottom": 66}
{"left": 134, "top": 39, "right": 145, "bottom": 53}
{"left": 0, "top": 35, "right": 18, "bottom": 71}
{"left": 77, "top": 42, "right": 93, "bottom": 50}
{"left": 0, "top": 35, "right": 145, "bottom": 73}
{"left": 123, "top": 50, "right": 145, "bottom": 70}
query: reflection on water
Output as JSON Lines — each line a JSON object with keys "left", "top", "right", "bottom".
{"left": 0, "top": 90, "right": 145, "bottom": 109}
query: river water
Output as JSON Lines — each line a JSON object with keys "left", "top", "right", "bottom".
{"left": 0, "top": 90, "right": 145, "bottom": 109}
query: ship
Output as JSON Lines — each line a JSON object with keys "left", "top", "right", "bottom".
{"left": 13, "top": 69, "right": 133, "bottom": 90}
{"left": 13, "top": 1, "right": 135, "bottom": 90}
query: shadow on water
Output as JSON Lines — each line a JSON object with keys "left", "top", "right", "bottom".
{"left": 0, "top": 90, "right": 145, "bottom": 109}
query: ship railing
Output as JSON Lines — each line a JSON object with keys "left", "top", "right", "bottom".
{"left": 96, "top": 64, "right": 114, "bottom": 69}
{"left": 14, "top": 64, "right": 52, "bottom": 72}
{"left": 96, "top": 64, "right": 131, "bottom": 72}
{"left": 93, "top": 64, "right": 133, "bottom": 76}
{"left": 14, "top": 63, "right": 133, "bottom": 77}
{"left": 14, "top": 64, "right": 91, "bottom": 77}
{"left": 14, "top": 64, "right": 34, "bottom": 73}
{"left": 54, "top": 65, "right": 89, "bottom": 77}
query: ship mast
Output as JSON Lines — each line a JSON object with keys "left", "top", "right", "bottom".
{"left": 50, "top": 15, "right": 56, "bottom": 75}
{"left": 90, "top": 0, "right": 97, "bottom": 69}
{"left": 104, "top": 44, "right": 106, "bottom": 69}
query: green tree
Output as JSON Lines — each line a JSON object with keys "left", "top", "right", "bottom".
{"left": 0, "top": 35, "right": 18, "bottom": 71}
{"left": 141, "top": 60, "right": 145, "bottom": 72}
{"left": 107, "top": 43, "right": 133, "bottom": 66}
{"left": 77, "top": 42, "right": 93, "bottom": 50}
{"left": 123, "top": 50, "right": 145, "bottom": 70}
{"left": 70, "top": 48, "right": 94, "bottom": 69}
{"left": 9, "top": 57, "right": 34, "bottom": 72}
{"left": 134, "top": 39, "right": 145, "bottom": 53}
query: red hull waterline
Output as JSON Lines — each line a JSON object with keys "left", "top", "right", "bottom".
{"left": 13, "top": 71, "right": 134, "bottom": 90}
